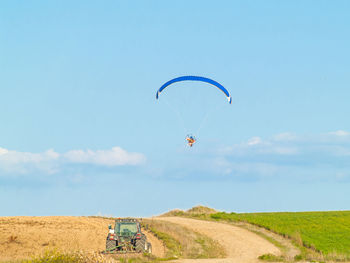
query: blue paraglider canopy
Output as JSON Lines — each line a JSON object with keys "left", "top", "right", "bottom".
{"left": 156, "top": 76, "right": 232, "bottom": 104}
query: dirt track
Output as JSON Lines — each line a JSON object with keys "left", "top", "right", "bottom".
{"left": 143, "top": 229, "right": 167, "bottom": 258}
{"left": 154, "top": 217, "right": 281, "bottom": 263}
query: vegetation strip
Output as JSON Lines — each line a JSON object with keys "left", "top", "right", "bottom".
{"left": 143, "top": 219, "right": 226, "bottom": 260}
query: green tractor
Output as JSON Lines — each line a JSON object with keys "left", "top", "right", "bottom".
{"left": 104, "top": 218, "right": 152, "bottom": 254}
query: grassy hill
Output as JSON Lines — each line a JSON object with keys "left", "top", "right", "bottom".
{"left": 161, "top": 205, "right": 217, "bottom": 217}
{"left": 211, "top": 210, "right": 350, "bottom": 260}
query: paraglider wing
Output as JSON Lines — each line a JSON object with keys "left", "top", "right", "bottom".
{"left": 156, "top": 76, "right": 232, "bottom": 104}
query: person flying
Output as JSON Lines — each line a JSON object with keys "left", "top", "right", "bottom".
{"left": 156, "top": 76, "right": 232, "bottom": 146}
{"left": 186, "top": 135, "right": 196, "bottom": 147}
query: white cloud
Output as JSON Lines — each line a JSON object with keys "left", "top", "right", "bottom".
{"left": 0, "top": 146, "right": 146, "bottom": 175}
{"left": 226, "top": 130, "right": 350, "bottom": 157}
{"left": 0, "top": 148, "right": 60, "bottom": 164}
{"left": 64, "top": 147, "right": 146, "bottom": 166}
{"left": 227, "top": 134, "right": 299, "bottom": 156}
{"left": 0, "top": 148, "right": 60, "bottom": 174}
{"left": 210, "top": 131, "right": 350, "bottom": 181}
{"left": 328, "top": 130, "right": 350, "bottom": 137}
{"left": 247, "top": 136, "right": 262, "bottom": 146}
{"left": 0, "top": 147, "right": 9, "bottom": 155}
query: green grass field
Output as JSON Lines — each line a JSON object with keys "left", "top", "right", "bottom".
{"left": 211, "top": 210, "right": 350, "bottom": 259}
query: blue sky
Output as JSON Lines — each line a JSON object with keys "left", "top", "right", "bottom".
{"left": 1, "top": 0, "right": 350, "bottom": 216}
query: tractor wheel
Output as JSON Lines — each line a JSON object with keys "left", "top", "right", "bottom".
{"left": 135, "top": 237, "right": 146, "bottom": 252}
{"left": 106, "top": 239, "right": 117, "bottom": 251}
{"left": 147, "top": 242, "right": 152, "bottom": 254}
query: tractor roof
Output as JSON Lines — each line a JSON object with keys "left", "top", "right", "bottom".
{"left": 115, "top": 218, "right": 140, "bottom": 223}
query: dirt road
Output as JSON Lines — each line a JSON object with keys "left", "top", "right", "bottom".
{"left": 155, "top": 217, "right": 281, "bottom": 263}
{"left": 143, "top": 229, "right": 167, "bottom": 258}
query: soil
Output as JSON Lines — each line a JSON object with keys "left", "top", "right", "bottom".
{"left": 0, "top": 216, "right": 165, "bottom": 261}
{"left": 154, "top": 217, "right": 281, "bottom": 263}
{"left": 143, "top": 229, "right": 167, "bottom": 258}
{"left": 235, "top": 221, "right": 300, "bottom": 260}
